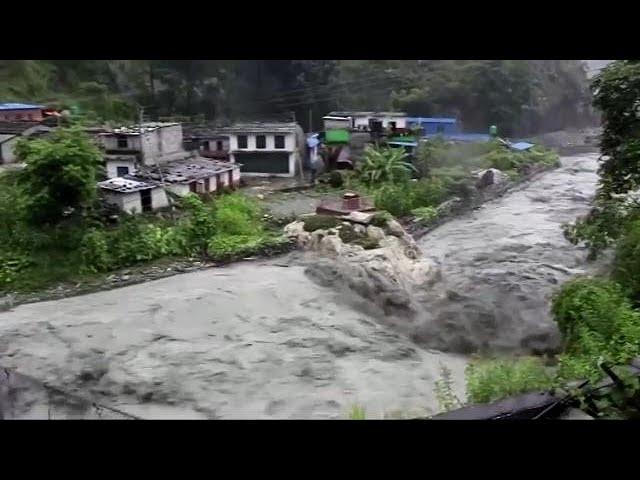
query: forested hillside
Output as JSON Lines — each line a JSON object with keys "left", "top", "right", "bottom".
{"left": 0, "top": 60, "right": 595, "bottom": 136}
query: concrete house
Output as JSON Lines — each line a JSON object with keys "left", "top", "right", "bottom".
{"left": 98, "top": 159, "right": 241, "bottom": 214}
{"left": 97, "top": 122, "right": 193, "bottom": 179}
{"left": 182, "top": 124, "right": 231, "bottom": 161}
{"left": 219, "top": 122, "right": 305, "bottom": 177}
{"left": 327, "top": 111, "right": 407, "bottom": 131}
{"left": 0, "top": 121, "right": 53, "bottom": 164}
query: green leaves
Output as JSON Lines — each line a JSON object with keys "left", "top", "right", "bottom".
{"left": 359, "top": 146, "right": 416, "bottom": 186}
{"left": 16, "top": 127, "right": 102, "bottom": 227}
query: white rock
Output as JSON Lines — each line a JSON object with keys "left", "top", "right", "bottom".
{"left": 366, "top": 226, "right": 386, "bottom": 242}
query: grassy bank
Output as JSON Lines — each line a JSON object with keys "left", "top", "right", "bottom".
{"left": 318, "top": 138, "right": 560, "bottom": 226}
{"left": 0, "top": 170, "right": 288, "bottom": 297}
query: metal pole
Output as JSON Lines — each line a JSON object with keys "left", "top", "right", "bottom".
{"left": 308, "top": 108, "right": 313, "bottom": 133}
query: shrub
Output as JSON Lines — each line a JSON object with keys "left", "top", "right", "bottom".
{"left": 79, "top": 228, "right": 113, "bottom": 273}
{"left": 484, "top": 148, "right": 523, "bottom": 171}
{"left": 411, "top": 177, "right": 447, "bottom": 207}
{"left": 551, "top": 277, "right": 638, "bottom": 349}
{"left": 0, "top": 252, "right": 33, "bottom": 286}
{"left": 374, "top": 184, "right": 414, "bottom": 217}
{"left": 302, "top": 215, "right": 340, "bottom": 232}
{"left": 465, "top": 357, "right": 555, "bottom": 404}
{"left": 359, "top": 145, "right": 416, "bottom": 185}
{"left": 370, "top": 211, "right": 392, "bottom": 228}
{"left": 411, "top": 206, "right": 439, "bottom": 224}
{"left": 328, "top": 170, "right": 344, "bottom": 188}
{"left": 213, "top": 193, "right": 263, "bottom": 236}
{"left": 612, "top": 219, "right": 640, "bottom": 302}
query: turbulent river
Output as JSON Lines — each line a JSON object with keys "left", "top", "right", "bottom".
{"left": 0, "top": 153, "right": 600, "bottom": 419}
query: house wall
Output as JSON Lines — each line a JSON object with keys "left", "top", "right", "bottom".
{"left": 106, "top": 158, "right": 137, "bottom": 178}
{"left": 0, "top": 108, "right": 43, "bottom": 122}
{"left": 102, "top": 190, "right": 142, "bottom": 214}
{"left": 323, "top": 118, "right": 351, "bottom": 130}
{"left": 230, "top": 152, "right": 297, "bottom": 177}
{"left": 353, "top": 115, "right": 407, "bottom": 130}
{"left": 151, "top": 187, "right": 170, "bottom": 209}
{"left": 0, "top": 135, "right": 18, "bottom": 163}
{"left": 100, "top": 135, "right": 142, "bottom": 151}
{"left": 140, "top": 125, "right": 184, "bottom": 165}
{"left": 228, "top": 132, "right": 295, "bottom": 152}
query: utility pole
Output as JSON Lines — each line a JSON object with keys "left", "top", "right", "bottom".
{"left": 308, "top": 108, "right": 313, "bottom": 133}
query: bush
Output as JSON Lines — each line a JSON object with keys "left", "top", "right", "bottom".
{"left": 80, "top": 228, "right": 113, "bottom": 273}
{"left": 465, "top": 357, "right": 555, "bottom": 404}
{"left": 411, "top": 206, "right": 439, "bottom": 224}
{"left": 374, "top": 184, "right": 414, "bottom": 217}
{"left": 0, "top": 252, "right": 33, "bottom": 286}
{"left": 551, "top": 277, "right": 638, "bottom": 350}
{"left": 370, "top": 211, "right": 392, "bottom": 228}
{"left": 213, "top": 193, "right": 263, "bottom": 236}
{"left": 302, "top": 215, "right": 340, "bottom": 232}
{"left": 484, "top": 148, "right": 523, "bottom": 171}
{"left": 612, "top": 219, "right": 640, "bottom": 302}
{"left": 328, "top": 170, "right": 344, "bottom": 188}
{"left": 359, "top": 145, "right": 416, "bottom": 185}
{"left": 411, "top": 177, "right": 447, "bottom": 207}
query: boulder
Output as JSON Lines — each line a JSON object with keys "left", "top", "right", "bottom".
{"left": 476, "top": 168, "right": 507, "bottom": 188}
{"left": 366, "top": 225, "right": 386, "bottom": 242}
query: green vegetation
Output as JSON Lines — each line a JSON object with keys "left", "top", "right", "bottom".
{"left": 302, "top": 215, "right": 340, "bottom": 232}
{"left": 359, "top": 146, "right": 416, "bottom": 185}
{"left": 466, "top": 357, "right": 555, "bottom": 404}
{"left": 0, "top": 128, "right": 286, "bottom": 295}
{"left": 347, "top": 405, "right": 366, "bottom": 420}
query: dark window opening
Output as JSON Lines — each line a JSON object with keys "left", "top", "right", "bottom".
{"left": 204, "top": 177, "right": 210, "bottom": 192}
{"left": 116, "top": 166, "right": 129, "bottom": 177}
{"left": 216, "top": 140, "right": 223, "bottom": 150}
{"left": 237, "top": 135, "right": 248, "bottom": 149}
{"left": 256, "top": 135, "right": 266, "bottom": 149}
{"left": 117, "top": 137, "right": 128, "bottom": 149}
{"left": 274, "top": 135, "right": 285, "bottom": 149}
{"left": 202, "top": 140, "right": 210, "bottom": 150}
{"left": 140, "top": 189, "right": 152, "bottom": 212}
{"left": 190, "top": 181, "right": 197, "bottom": 193}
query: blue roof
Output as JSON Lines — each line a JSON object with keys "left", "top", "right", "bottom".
{"left": 407, "top": 117, "right": 457, "bottom": 124}
{"left": 510, "top": 142, "right": 535, "bottom": 151}
{"left": 0, "top": 103, "right": 44, "bottom": 110}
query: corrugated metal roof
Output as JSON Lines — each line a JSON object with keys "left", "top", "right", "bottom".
{"left": 388, "top": 141, "right": 418, "bottom": 147}
{"left": 407, "top": 117, "right": 457, "bottom": 124}
{"left": 328, "top": 111, "right": 407, "bottom": 117}
{"left": 0, "top": 121, "right": 41, "bottom": 134}
{"left": 98, "top": 177, "right": 158, "bottom": 193}
{"left": 0, "top": 103, "right": 44, "bottom": 110}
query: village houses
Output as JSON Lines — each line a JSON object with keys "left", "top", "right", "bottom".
{"left": 0, "top": 103, "right": 58, "bottom": 164}
{"left": 96, "top": 122, "right": 241, "bottom": 214}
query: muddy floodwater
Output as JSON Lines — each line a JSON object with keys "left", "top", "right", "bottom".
{"left": 0, "top": 153, "right": 600, "bottom": 419}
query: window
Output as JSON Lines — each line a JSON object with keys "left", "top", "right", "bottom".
{"left": 216, "top": 140, "right": 223, "bottom": 151}
{"left": 202, "top": 140, "right": 210, "bottom": 150}
{"left": 237, "top": 135, "right": 248, "bottom": 149}
{"left": 274, "top": 135, "right": 285, "bottom": 149}
{"left": 256, "top": 135, "right": 266, "bottom": 149}
{"left": 117, "top": 137, "right": 128, "bottom": 149}
{"left": 116, "top": 166, "right": 130, "bottom": 177}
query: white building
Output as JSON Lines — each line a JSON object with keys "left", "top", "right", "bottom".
{"left": 0, "top": 121, "right": 53, "bottom": 164}
{"left": 97, "top": 123, "right": 193, "bottom": 179}
{"left": 326, "top": 111, "right": 407, "bottom": 131}
{"left": 218, "top": 122, "right": 305, "bottom": 177}
{"left": 98, "top": 158, "right": 241, "bottom": 214}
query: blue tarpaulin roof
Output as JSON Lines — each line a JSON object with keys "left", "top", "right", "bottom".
{"left": 407, "top": 117, "right": 457, "bottom": 124}
{"left": 0, "top": 103, "right": 44, "bottom": 110}
{"left": 510, "top": 142, "right": 535, "bottom": 151}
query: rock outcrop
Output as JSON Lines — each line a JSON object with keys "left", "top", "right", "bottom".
{"left": 284, "top": 216, "right": 437, "bottom": 318}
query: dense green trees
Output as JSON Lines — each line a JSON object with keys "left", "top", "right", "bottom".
{"left": 0, "top": 60, "right": 592, "bottom": 135}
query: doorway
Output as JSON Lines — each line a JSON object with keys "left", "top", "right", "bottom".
{"left": 140, "top": 189, "right": 152, "bottom": 212}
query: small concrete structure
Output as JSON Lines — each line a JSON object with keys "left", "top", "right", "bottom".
{"left": 98, "top": 158, "right": 241, "bottom": 214}
{"left": 0, "top": 121, "right": 53, "bottom": 164}
{"left": 316, "top": 192, "right": 375, "bottom": 216}
{"left": 0, "top": 103, "right": 44, "bottom": 122}
{"left": 327, "top": 111, "right": 407, "bottom": 131}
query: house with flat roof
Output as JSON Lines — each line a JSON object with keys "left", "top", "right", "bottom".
{"left": 215, "top": 122, "right": 305, "bottom": 177}
{"left": 326, "top": 111, "right": 407, "bottom": 131}
{"left": 0, "top": 103, "right": 44, "bottom": 122}
{"left": 98, "top": 158, "right": 241, "bottom": 214}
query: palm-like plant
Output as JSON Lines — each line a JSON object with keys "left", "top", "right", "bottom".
{"left": 359, "top": 146, "right": 417, "bottom": 185}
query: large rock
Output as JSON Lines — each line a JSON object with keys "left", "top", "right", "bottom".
{"left": 475, "top": 168, "right": 507, "bottom": 188}
{"left": 285, "top": 216, "right": 437, "bottom": 318}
